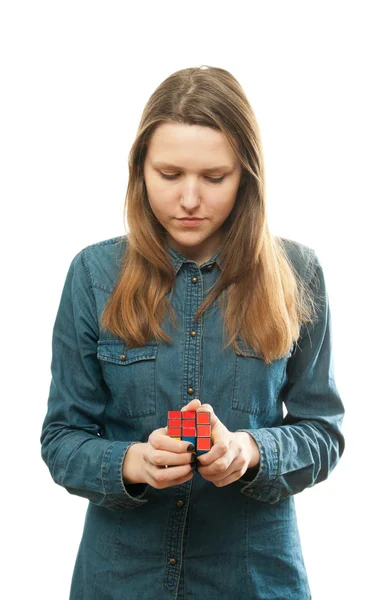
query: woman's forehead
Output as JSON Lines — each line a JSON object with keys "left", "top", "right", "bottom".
{"left": 146, "top": 123, "right": 239, "bottom": 167}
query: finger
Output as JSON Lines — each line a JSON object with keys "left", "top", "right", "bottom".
{"left": 196, "top": 403, "right": 220, "bottom": 433}
{"left": 199, "top": 452, "right": 244, "bottom": 481}
{"left": 149, "top": 462, "right": 194, "bottom": 488}
{"left": 211, "top": 468, "right": 244, "bottom": 488}
{"left": 197, "top": 439, "right": 231, "bottom": 467}
{"left": 181, "top": 398, "right": 201, "bottom": 412}
{"left": 148, "top": 448, "right": 197, "bottom": 468}
{"left": 149, "top": 428, "right": 195, "bottom": 454}
{"left": 152, "top": 472, "right": 194, "bottom": 489}
{"left": 197, "top": 403, "right": 214, "bottom": 417}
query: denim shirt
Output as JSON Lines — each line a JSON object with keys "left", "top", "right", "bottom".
{"left": 40, "top": 235, "right": 345, "bottom": 600}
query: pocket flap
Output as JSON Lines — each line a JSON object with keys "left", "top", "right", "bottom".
{"left": 235, "top": 337, "right": 295, "bottom": 360}
{"left": 97, "top": 340, "right": 158, "bottom": 365}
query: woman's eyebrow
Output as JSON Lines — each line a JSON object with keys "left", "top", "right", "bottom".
{"left": 152, "top": 161, "right": 232, "bottom": 173}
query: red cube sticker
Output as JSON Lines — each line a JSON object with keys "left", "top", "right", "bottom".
{"left": 182, "top": 411, "right": 196, "bottom": 419}
{"left": 197, "top": 438, "right": 211, "bottom": 451}
{"left": 168, "top": 411, "right": 182, "bottom": 419}
{"left": 182, "top": 427, "right": 196, "bottom": 437}
{"left": 196, "top": 412, "right": 210, "bottom": 424}
{"left": 168, "top": 427, "right": 182, "bottom": 437}
{"left": 197, "top": 425, "right": 211, "bottom": 437}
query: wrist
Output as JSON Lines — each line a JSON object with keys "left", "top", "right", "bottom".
{"left": 236, "top": 431, "right": 260, "bottom": 469}
{"left": 122, "top": 442, "right": 145, "bottom": 484}
{"left": 247, "top": 434, "right": 260, "bottom": 468}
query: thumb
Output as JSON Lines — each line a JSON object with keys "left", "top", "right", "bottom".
{"left": 197, "top": 403, "right": 228, "bottom": 441}
{"left": 181, "top": 398, "right": 202, "bottom": 412}
{"left": 196, "top": 402, "right": 218, "bottom": 426}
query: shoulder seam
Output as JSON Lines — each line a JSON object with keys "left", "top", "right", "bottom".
{"left": 81, "top": 248, "right": 94, "bottom": 289}
{"left": 277, "top": 236, "right": 316, "bottom": 284}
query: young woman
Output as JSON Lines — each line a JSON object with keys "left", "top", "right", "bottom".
{"left": 41, "top": 65, "right": 345, "bottom": 599}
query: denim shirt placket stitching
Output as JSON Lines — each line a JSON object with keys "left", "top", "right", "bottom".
{"left": 164, "top": 254, "right": 207, "bottom": 594}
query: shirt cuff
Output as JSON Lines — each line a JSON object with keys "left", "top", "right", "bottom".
{"left": 101, "top": 441, "right": 149, "bottom": 509}
{"left": 236, "top": 428, "right": 279, "bottom": 500}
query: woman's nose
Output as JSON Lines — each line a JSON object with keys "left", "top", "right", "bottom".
{"left": 179, "top": 183, "right": 201, "bottom": 210}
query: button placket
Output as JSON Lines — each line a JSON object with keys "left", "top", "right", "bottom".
{"left": 188, "top": 323, "right": 197, "bottom": 394}
{"left": 182, "top": 267, "right": 203, "bottom": 405}
{"left": 164, "top": 483, "right": 192, "bottom": 592}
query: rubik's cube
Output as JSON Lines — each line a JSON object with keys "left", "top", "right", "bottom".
{"left": 167, "top": 410, "right": 212, "bottom": 457}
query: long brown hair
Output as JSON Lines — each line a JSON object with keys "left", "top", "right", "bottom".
{"left": 101, "top": 65, "right": 317, "bottom": 364}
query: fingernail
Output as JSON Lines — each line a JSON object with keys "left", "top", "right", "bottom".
{"left": 190, "top": 453, "right": 197, "bottom": 463}
{"left": 187, "top": 444, "right": 195, "bottom": 452}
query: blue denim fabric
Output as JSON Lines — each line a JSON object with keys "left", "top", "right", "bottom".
{"left": 40, "top": 235, "right": 345, "bottom": 599}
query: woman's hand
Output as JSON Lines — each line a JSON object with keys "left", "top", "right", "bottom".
{"left": 195, "top": 403, "right": 261, "bottom": 487}
{"left": 122, "top": 399, "right": 201, "bottom": 488}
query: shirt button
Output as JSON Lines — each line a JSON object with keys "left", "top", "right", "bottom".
{"left": 207, "top": 264, "right": 213, "bottom": 270}
{"left": 187, "top": 387, "right": 194, "bottom": 395}
{"left": 169, "top": 558, "right": 177, "bottom": 565}
{"left": 120, "top": 355, "right": 126, "bottom": 361}
{"left": 191, "top": 276, "right": 198, "bottom": 283}
{"left": 177, "top": 500, "right": 184, "bottom": 508}
{"left": 247, "top": 488, "right": 254, "bottom": 493}
{"left": 190, "top": 330, "right": 197, "bottom": 337}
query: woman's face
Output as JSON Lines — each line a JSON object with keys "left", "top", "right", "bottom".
{"left": 143, "top": 123, "right": 243, "bottom": 265}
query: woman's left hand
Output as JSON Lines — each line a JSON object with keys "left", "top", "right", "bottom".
{"left": 193, "top": 403, "right": 261, "bottom": 487}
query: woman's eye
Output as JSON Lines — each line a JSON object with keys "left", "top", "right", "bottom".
{"left": 159, "top": 173, "right": 225, "bottom": 184}
{"left": 160, "top": 173, "right": 179, "bottom": 180}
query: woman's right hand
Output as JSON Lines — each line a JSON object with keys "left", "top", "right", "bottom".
{"left": 122, "top": 398, "right": 201, "bottom": 488}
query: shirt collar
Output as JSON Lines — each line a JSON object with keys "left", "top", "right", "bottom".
{"left": 166, "top": 244, "right": 223, "bottom": 274}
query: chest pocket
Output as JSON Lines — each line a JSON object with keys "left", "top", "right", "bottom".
{"left": 97, "top": 340, "right": 158, "bottom": 418}
{"left": 232, "top": 339, "right": 294, "bottom": 414}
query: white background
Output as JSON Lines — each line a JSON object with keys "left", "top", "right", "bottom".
{"left": 1, "top": 1, "right": 372, "bottom": 598}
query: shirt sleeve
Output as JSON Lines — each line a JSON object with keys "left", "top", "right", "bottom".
{"left": 237, "top": 251, "right": 345, "bottom": 503}
{"left": 40, "top": 249, "right": 149, "bottom": 511}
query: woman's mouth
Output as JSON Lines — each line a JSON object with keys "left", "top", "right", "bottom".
{"left": 177, "top": 218, "right": 205, "bottom": 227}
